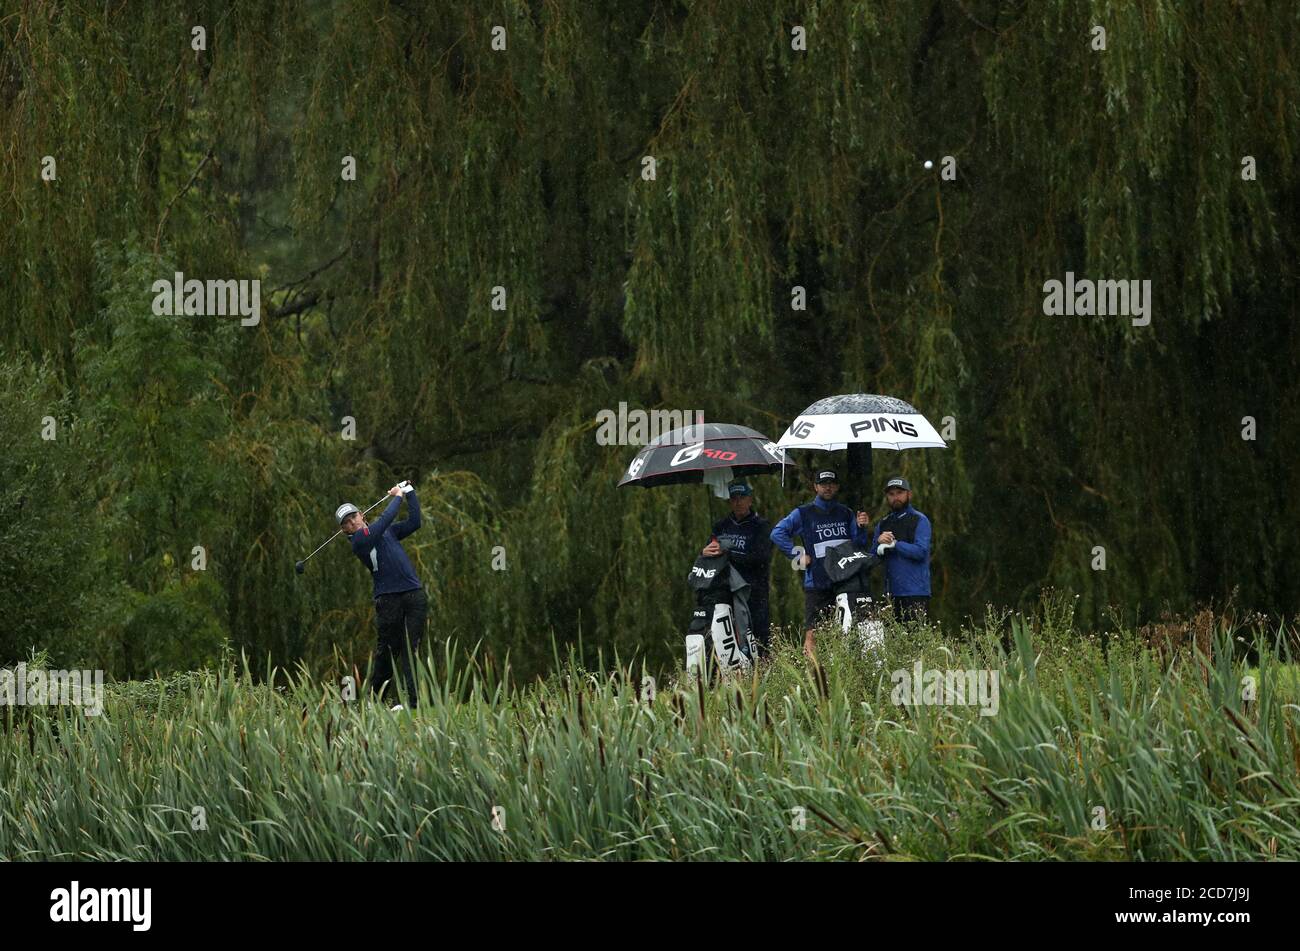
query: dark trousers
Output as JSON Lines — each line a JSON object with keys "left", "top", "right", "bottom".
{"left": 891, "top": 595, "right": 930, "bottom": 623}
{"left": 372, "top": 586, "right": 428, "bottom": 706}
{"left": 749, "top": 596, "right": 770, "bottom": 658}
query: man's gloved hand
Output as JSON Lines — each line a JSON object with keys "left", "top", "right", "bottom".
{"left": 876, "top": 540, "right": 896, "bottom": 557}
{"left": 397, "top": 480, "right": 414, "bottom": 495}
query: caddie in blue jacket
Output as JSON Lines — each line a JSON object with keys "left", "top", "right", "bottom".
{"left": 700, "top": 482, "right": 773, "bottom": 656}
{"left": 770, "top": 469, "right": 871, "bottom": 659}
{"left": 336, "top": 481, "right": 426, "bottom": 710}
{"left": 871, "top": 476, "right": 932, "bottom": 622}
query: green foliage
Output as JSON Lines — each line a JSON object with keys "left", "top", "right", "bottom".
{"left": 60, "top": 242, "right": 240, "bottom": 674}
{"left": 0, "top": 356, "right": 99, "bottom": 665}
{"left": 0, "top": 1, "right": 1297, "bottom": 681}
{"left": 2, "top": 607, "right": 1297, "bottom": 860}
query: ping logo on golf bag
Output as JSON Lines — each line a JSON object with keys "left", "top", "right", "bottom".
{"left": 836, "top": 550, "right": 868, "bottom": 570}
{"left": 710, "top": 605, "right": 749, "bottom": 673}
{"left": 849, "top": 416, "right": 919, "bottom": 438}
{"left": 690, "top": 565, "right": 718, "bottom": 579}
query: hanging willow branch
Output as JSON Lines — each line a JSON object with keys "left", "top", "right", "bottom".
{"left": 153, "top": 147, "right": 214, "bottom": 254}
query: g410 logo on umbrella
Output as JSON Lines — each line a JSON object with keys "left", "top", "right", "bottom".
{"left": 670, "top": 443, "right": 739, "bottom": 467}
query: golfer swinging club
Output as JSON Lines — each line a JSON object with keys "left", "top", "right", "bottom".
{"left": 335, "top": 481, "right": 427, "bottom": 710}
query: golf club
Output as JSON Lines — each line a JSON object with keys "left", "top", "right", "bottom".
{"left": 294, "top": 491, "right": 397, "bottom": 574}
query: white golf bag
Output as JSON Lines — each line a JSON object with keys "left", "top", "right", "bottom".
{"left": 836, "top": 592, "right": 885, "bottom": 654}
{"left": 824, "top": 539, "right": 886, "bottom": 658}
{"left": 686, "top": 603, "right": 753, "bottom": 676}
{"left": 686, "top": 553, "right": 756, "bottom": 679}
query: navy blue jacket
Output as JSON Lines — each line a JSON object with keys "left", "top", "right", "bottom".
{"left": 771, "top": 497, "right": 870, "bottom": 590}
{"left": 349, "top": 491, "right": 422, "bottom": 597}
{"left": 871, "top": 503, "right": 931, "bottom": 596}
{"left": 711, "top": 512, "right": 772, "bottom": 595}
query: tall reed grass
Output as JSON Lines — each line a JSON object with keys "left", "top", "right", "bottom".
{"left": 3, "top": 596, "right": 1297, "bottom": 860}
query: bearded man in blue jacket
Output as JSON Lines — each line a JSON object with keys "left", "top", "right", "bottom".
{"left": 871, "top": 476, "right": 932, "bottom": 622}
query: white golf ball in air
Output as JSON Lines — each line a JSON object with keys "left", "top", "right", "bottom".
{"left": 923, "top": 160, "right": 934, "bottom": 170}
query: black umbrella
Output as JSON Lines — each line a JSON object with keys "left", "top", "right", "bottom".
{"left": 621, "top": 423, "right": 786, "bottom": 675}
{"left": 618, "top": 422, "right": 793, "bottom": 496}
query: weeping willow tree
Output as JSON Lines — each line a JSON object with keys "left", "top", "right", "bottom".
{"left": 2, "top": 0, "right": 1297, "bottom": 680}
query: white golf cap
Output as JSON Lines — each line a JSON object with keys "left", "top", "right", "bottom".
{"left": 335, "top": 502, "right": 359, "bottom": 525}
